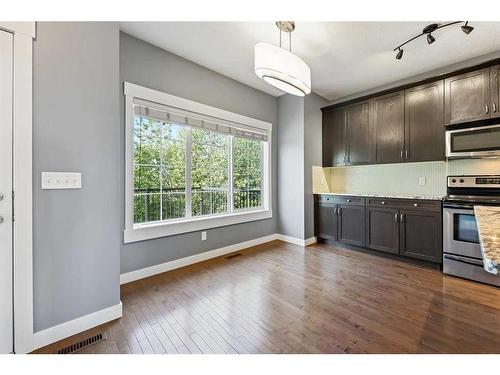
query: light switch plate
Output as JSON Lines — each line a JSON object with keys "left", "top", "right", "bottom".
{"left": 418, "top": 177, "right": 426, "bottom": 186}
{"left": 201, "top": 231, "right": 207, "bottom": 241}
{"left": 41, "top": 172, "right": 82, "bottom": 190}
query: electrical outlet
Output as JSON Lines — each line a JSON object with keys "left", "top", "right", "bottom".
{"left": 418, "top": 177, "right": 426, "bottom": 186}
{"left": 201, "top": 231, "right": 207, "bottom": 241}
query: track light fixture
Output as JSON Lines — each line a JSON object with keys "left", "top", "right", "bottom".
{"left": 396, "top": 48, "right": 403, "bottom": 60}
{"left": 461, "top": 21, "right": 474, "bottom": 35}
{"left": 394, "top": 21, "right": 474, "bottom": 60}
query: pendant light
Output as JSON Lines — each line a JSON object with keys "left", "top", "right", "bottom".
{"left": 255, "top": 21, "right": 311, "bottom": 96}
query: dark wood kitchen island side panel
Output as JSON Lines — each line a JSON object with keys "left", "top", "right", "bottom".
{"left": 314, "top": 194, "right": 443, "bottom": 264}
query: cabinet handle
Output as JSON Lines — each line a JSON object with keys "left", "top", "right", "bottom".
{"left": 405, "top": 150, "right": 408, "bottom": 159}
{"left": 338, "top": 207, "right": 342, "bottom": 215}
{"left": 346, "top": 199, "right": 351, "bottom": 202}
{"left": 381, "top": 201, "right": 386, "bottom": 205}
{"left": 400, "top": 213, "right": 405, "bottom": 222}
{"left": 394, "top": 213, "right": 398, "bottom": 222}
{"left": 333, "top": 207, "right": 337, "bottom": 215}
{"left": 494, "top": 103, "right": 497, "bottom": 113}
{"left": 486, "top": 104, "right": 489, "bottom": 114}
{"left": 400, "top": 150, "right": 403, "bottom": 159}
{"left": 413, "top": 203, "right": 419, "bottom": 207}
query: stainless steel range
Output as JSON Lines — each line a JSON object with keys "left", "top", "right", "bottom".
{"left": 443, "top": 175, "right": 500, "bottom": 287}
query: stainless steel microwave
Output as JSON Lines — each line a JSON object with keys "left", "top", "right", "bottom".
{"left": 446, "top": 124, "right": 500, "bottom": 158}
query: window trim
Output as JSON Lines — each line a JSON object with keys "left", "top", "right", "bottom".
{"left": 124, "top": 82, "right": 272, "bottom": 243}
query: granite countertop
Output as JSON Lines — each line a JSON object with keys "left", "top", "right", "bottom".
{"left": 474, "top": 206, "right": 500, "bottom": 275}
{"left": 316, "top": 192, "right": 444, "bottom": 201}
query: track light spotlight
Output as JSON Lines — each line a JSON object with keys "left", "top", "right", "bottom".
{"left": 461, "top": 21, "right": 474, "bottom": 34}
{"left": 427, "top": 33, "right": 435, "bottom": 44}
{"left": 395, "top": 48, "right": 403, "bottom": 60}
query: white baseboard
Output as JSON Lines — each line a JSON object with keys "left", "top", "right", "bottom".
{"left": 120, "top": 234, "right": 280, "bottom": 285}
{"left": 33, "top": 302, "right": 123, "bottom": 350}
{"left": 304, "top": 236, "right": 318, "bottom": 246}
{"left": 276, "top": 234, "right": 317, "bottom": 247}
{"left": 120, "top": 233, "right": 318, "bottom": 286}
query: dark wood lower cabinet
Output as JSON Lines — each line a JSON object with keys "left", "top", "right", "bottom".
{"left": 338, "top": 205, "right": 365, "bottom": 247}
{"left": 365, "top": 207, "right": 400, "bottom": 255}
{"left": 315, "top": 195, "right": 443, "bottom": 264}
{"left": 399, "top": 209, "right": 442, "bottom": 263}
{"left": 315, "top": 203, "right": 337, "bottom": 240}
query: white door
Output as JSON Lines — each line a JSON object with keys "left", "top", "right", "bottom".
{"left": 0, "top": 30, "right": 13, "bottom": 354}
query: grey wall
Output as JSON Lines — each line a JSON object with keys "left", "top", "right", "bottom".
{"left": 120, "top": 32, "right": 279, "bottom": 273}
{"left": 33, "top": 22, "right": 121, "bottom": 332}
{"left": 304, "top": 93, "right": 329, "bottom": 239}
{"left": 277, "top": 94, "right": 305, "bottom": 239}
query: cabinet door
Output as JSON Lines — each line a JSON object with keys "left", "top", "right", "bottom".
{"left": 490, "top": 65, "right": 500, "bottom": 119}
{"left": 322, "top": 108, "right": 346, "bottom": 167}
{"left": 404, "top": 81, "right": 445, "bottom": 162}
{"left": 372, "top": 91, "right": 405, "bottom": 164}
{"left": 315, "top": 203, "right": 338, "bottom": 240}
{"left": 331, "top": 107, "right": 346, "bottom": 166}
{"left": 338, "top": 205, "right": 365, "bottom": 247}
{"left": 346, "top": 101, "right": 371, "bottom": 165}
{"left": 365, "top": 207, "right": 400, "bottom": 254}
{"left": 444, "top": 68, "right": 491, "bottom": 125}
{"left": 322, "top": 111, "right": 334, "bottom": 167}
{"left": 399, "top": 209, "right": 442, "bottom": 263}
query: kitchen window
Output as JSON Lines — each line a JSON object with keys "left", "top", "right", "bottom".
{"left": 124, "top": 83, "right": 272, "bottom": 243}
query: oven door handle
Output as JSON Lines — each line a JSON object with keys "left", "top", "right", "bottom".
{"left": 444, "top": 254, "right": 484, "bottom": 267}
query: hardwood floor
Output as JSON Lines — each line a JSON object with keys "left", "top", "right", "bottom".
{"left": 34, "top": 240, "right": 500, "bottom": 354}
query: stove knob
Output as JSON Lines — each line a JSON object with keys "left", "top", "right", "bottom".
{"left": 459, "top": 178, "right": 465, "bottom": 183}
{"left": 451, "top": 178, "right": 457, "bottom": 183}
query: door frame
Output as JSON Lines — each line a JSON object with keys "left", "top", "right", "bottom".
{"left": 0, "top": 22, "right": 35, "bottom": 354}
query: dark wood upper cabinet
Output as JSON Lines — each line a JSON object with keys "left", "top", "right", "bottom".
{"left": 346, "top": 101, "right": 371, "bottom": 165}
{"left": 444, "top": 68, "right": 491, "bottom": 125}
{"left": 322, "top": 111, "right": 334, "bottom": 167}
{"left": 337, "top": 204, "right": 365, "bottom": 247}
{"left": 331, "top": 107, "right": 347, "bottom": 166}
{"left": 365, "top": 206, "right": 400, "bottom": 255}
{"left": 322, "top": 107, "right": 346, "bottom": 167}
{"left": 490, "top": 64, "right": 500, "bottom": 119}
{"left": 399, "top": 209, "right": 442, "bottom": 263}
{"left": 372, "top": 91, "right": 405, "bottom": 164}
{"left": 404, "top": 81, "right": 445, "bottom": 162}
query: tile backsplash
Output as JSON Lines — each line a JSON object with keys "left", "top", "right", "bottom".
{"left": 313, "top": 159, "right": 500, "bottom": 197}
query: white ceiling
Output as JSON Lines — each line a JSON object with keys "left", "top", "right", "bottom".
{"left": 120, "top": 22, "right": 500, "bottom": 101}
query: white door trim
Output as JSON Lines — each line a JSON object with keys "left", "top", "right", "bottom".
{"left": 0, "top": 22, "right": 35, "bottom": 354}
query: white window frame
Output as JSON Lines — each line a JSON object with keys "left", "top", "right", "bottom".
{"left": 124, "top": 82, "right": 272, "bottom": 243}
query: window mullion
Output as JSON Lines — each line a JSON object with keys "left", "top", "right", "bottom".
{"left": 228, "top": 136, "right": 234, "bottom": 213}
{"left": 185, "top": 128, "right": 192, "bottom": 218}
{"left": 159, "top": 122, "right": 164, "bottom": 221}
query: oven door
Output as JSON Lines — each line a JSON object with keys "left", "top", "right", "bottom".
{"left": 443, "top": 205, "right": 483, "bottom": 259}
{"left": 446, "top": 124, "right": 500, "bottom": 158}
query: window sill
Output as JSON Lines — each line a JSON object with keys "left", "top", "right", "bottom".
{"left": 123, "top": 209, "right": 273, "bottom": 243}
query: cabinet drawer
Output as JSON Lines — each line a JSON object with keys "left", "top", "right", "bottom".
{"left": 367, "top": 197, "right": 441, "bottom": 211}
{"left": 366, "top": 198, "right": 401, "bottom": 208}
{"left": 317, "top": 195, "right": 365, "bottom": 206}
{"left": 335, "top": 196, "right": 365, "bottom": 206}
{"left": 317, "top": 195, "right": 337, "bottom": 204}
{"left": 397, "top": 199, "right": 442, "bottom": 212}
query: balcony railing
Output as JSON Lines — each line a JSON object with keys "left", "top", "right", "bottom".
{"left": 133, "top": 187, "right": 261, "bottom": 224}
